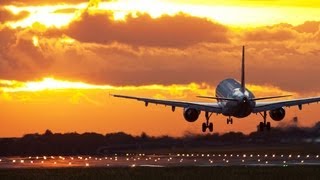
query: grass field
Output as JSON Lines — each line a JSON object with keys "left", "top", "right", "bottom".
{"left": 1, "top": 166, "right": 320, "bottom": 180}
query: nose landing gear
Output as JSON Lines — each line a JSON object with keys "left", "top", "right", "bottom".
{"left": 202, "top": 112, "right": 214, "bottom": 132}
{"left": 258, "top": 111, "right": 271, "bottom": 131}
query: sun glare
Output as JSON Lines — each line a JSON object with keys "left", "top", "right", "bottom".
{"left": 4, "top": 4, "right": 86, "bottom": 28}
{"left": 0, "top": 77, "right": 108, "bottom": 92}
{"left": 32, "top": 36, "right": 39, "bottom": 47}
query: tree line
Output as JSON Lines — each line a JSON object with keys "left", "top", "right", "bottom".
{"left": 0, "top": 122, "right": 320, "bottom": 156}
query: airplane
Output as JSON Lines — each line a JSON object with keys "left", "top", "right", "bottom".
{"left": 111, "top": 46, "right": 320, "bottom": 132}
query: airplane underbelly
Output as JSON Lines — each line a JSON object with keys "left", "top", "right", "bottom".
{"left": 222, "top": 101, "right": 253, "bottom": 118}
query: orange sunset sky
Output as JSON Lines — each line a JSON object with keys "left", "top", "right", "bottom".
{"left": 1, "top": 0, "right": 320, "bottom": 137}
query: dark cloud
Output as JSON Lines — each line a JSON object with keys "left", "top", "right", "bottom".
{"left": 242, "top": 22, "right": 320, "bottom": 42}
{"left": 0, "top": 27, "right": 50, "bottom": 81}
{"left": 293, "top": 21, "right": 320, "bottom": 33}
{"left": 63, "top": 12, "right": 229, "bottom": 47}
{"left": 0, "top": 8, "right": 29, "bottom": 23}
{"left": 243, "top": 26, "right": 298, "bottom": 41}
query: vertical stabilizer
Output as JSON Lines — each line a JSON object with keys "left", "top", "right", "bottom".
{"left": 241, "top": 46, "right": 245, "bottom": 90}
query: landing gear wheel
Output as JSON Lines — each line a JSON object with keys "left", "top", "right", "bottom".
{"left": 266, "top": 122, "right": 271, "bottom": 131}
{"left": 202, "top": 123, "right": 207, "bottom": 132}
{"left": 259, "top": 122, "right": 264, "bottom": 132}
{"left": 258, "top": 111, "right": 272, "bottom": 132}
{"left": 208, "top": 123, "right": 213, "bottom": 132}
{"left": 202, "top": 112, "right": 214, "bottom": 133}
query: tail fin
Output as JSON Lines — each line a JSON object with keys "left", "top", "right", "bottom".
{"left": 241, "top": 46, "right": 245, "bottom": 91}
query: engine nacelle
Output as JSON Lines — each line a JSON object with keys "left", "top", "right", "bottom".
{"left": 269, "top": 108, "right": 286, "bottom": 121}
{"left": 183, "top": 108, "right": 200, "bottom": 122}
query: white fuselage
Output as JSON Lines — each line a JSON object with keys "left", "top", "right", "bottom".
{"left": 216, "top": 78, "right": 256, "bottom": 118}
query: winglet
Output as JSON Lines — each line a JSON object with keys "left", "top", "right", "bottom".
{"left": 241, "top": 46, "right": 245, "bottom": 91}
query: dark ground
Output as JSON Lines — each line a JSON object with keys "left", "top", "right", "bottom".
{"left": 1, "top": 166, "right": 320, "bottom": 180}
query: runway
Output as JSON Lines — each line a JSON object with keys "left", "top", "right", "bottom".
{"left": 1, "top": 153, "right": 320, "bottom": 168}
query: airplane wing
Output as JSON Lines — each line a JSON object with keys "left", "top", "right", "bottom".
{"left": 253, "top": 96, "right": 320, "bottom": 113}
{"left": 111, "top": 94, "right": 222, "bottom": 113}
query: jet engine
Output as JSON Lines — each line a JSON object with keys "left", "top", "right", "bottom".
{"left": 269, "top": 108, "right": 286, "bottom": 121}
{"left": 183, "top": 108, "right": 200, "bottom": 122}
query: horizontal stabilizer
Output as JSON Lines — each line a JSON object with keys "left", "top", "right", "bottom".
{"left": 196, "top": 96, "right": 238, "bottom": 101}
{"left": 251, "top": 95, "right": 292, "bottom": 101}
{"left": 196, "top": 95, "right": 291, "bottom": 101}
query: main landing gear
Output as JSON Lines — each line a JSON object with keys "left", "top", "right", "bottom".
{"left": 258, "top": 111, "right": 271, "bottom": 131}
{"left": 202, "top": 112, "right": 213, "bottom": 132}
{"left": 227, "top": 116, "right": 233, "bottom": 124}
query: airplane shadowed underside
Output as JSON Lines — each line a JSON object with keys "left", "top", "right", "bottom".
{"left": 111, "top": 46, "right": 320, "bottom": 132}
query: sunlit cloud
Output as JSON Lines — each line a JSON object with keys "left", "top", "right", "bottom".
{"left": 3, "top": 0, "right": 320, "bottom": 29}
